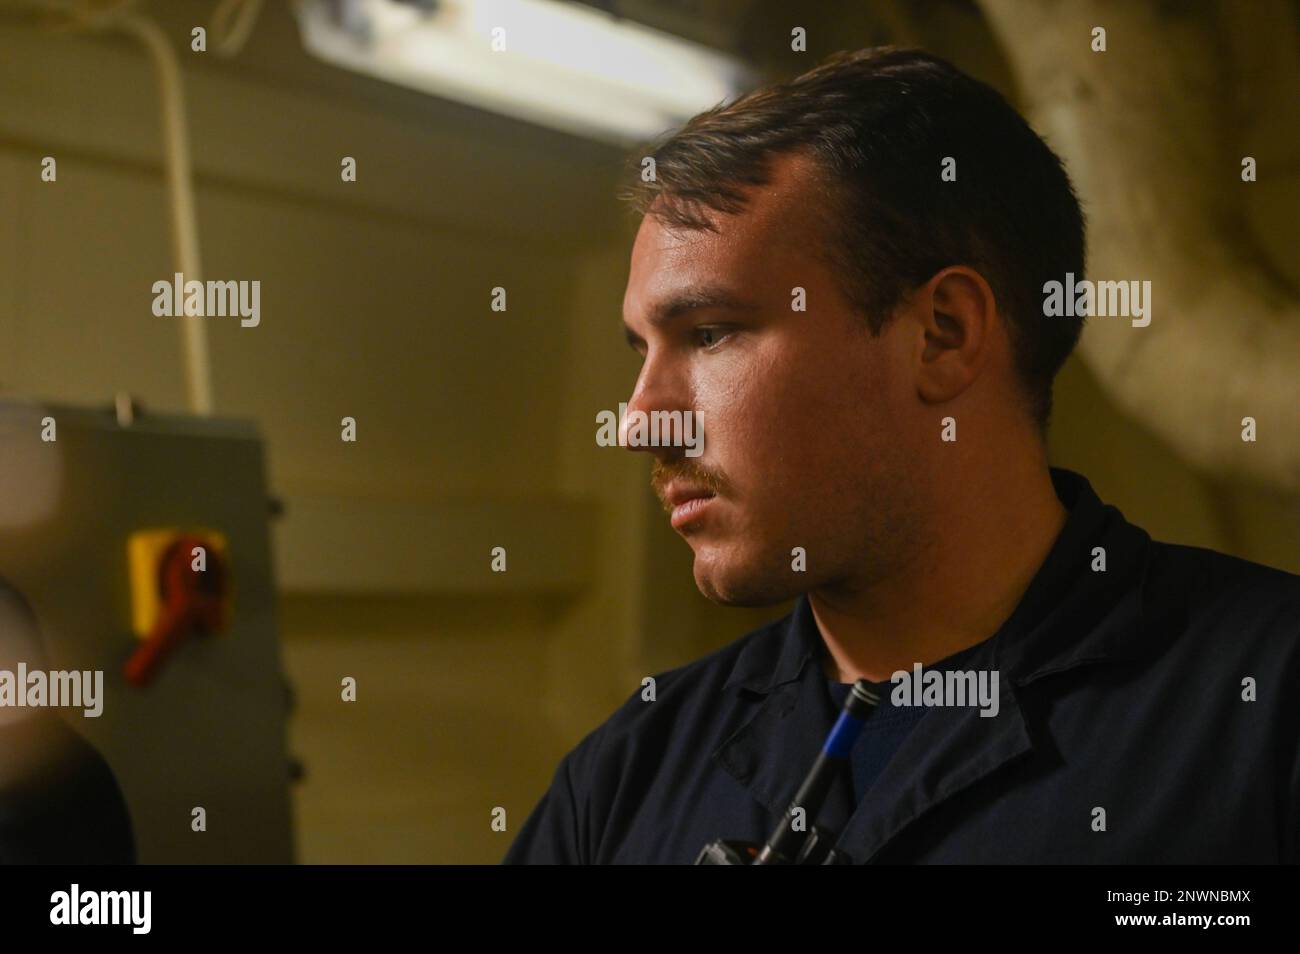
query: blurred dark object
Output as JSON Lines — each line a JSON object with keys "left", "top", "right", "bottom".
{"left": 0, "top": 712, "right": 136, "bottom": 864}
{"left": 0, "top": 576, "right": 135, "bottom": 864}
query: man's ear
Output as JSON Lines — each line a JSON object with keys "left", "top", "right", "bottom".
{"left": 914, "top": 266, "right": 998, "bottom": 405}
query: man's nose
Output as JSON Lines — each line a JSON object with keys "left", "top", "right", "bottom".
{"left": 620, "top": 358, "right": 688, "bottom": 454}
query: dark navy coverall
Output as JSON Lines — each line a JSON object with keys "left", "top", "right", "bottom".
{"left": 503, "top": 468, "right": 1300, "bottom": 864}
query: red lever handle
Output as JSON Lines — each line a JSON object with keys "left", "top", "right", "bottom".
{"left": 124, "top": 534, "right": 227, "bottom": 687}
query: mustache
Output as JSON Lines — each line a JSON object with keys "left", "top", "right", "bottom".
{"left": 651, "top": 458, "right": 729, "bottom": 512}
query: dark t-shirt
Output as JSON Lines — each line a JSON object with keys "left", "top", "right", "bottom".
{"left": 825, "top": 639, "right": 987, "bottom": 805}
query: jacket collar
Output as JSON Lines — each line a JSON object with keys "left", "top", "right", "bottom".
{"left": 712, "top": 467, "right": 1185, "bottom": 862}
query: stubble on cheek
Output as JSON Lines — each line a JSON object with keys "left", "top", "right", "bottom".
{"left": 683, "top": 313, "right": 895, "bottom": 601}
{"left": 685, "top": 408, "right": 819, "bottom": 603}
{"left": 736, "top": 333, "right": 901, "bottom": 589}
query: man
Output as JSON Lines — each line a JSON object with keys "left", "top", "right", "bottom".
{"left": 503, "top": 48, "right": 1300, "bottom": 864}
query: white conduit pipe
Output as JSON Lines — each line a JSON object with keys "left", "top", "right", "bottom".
{"left": 114, "top": 13, "right": 214, "bottom": 416}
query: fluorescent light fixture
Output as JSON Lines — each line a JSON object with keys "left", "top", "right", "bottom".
{"left": 294, "top": 0, "right": 754, "bottom": 145}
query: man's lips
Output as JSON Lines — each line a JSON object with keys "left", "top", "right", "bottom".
{"left": 662, "top": 481, "right": 718, "bottom": 530}
{"left": 662, "top": 481, "right": 717, "bottom": 509}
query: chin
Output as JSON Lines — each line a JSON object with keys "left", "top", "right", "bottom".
{"left": 691, "top": 548, "right": 800, "bottom": 608}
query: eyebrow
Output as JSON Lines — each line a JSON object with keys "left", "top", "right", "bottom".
{"left": 623, "top": 286, "right": 759, "bottom": 348}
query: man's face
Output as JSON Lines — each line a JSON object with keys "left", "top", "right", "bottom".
{"left": 621, "top": 152, "right": 923, "bottom": 606}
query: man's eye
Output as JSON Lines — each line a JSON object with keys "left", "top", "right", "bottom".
{"left": 694, "top": 326, "right": 731, "bottom": 349}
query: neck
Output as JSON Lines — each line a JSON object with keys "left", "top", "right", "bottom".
{"left": 810, "top": 459, "right": 1068, "bottom": 684}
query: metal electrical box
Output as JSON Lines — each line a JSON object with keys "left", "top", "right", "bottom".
{"left": 0, "top": 398, "right": 294, "bottom": 863}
